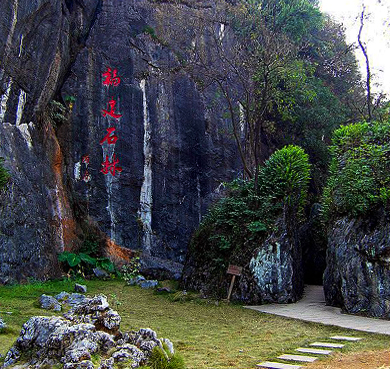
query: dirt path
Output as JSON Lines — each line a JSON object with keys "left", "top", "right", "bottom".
{"left": 307, "top": 349, "right": 390, "bottom": 369}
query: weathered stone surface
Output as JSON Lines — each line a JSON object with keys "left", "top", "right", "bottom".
{"left": 39, "top": 294, "right": 62, "bottom": 312}
{"left": 75, "top": 283, "right": 87, "bottom": 293}
{"left": 3, "top": 295, "right": 175, "bottom": 368}
{"left": 64, "top": 295, "right": 120, "bottom": 334}
{"left": 324, "top": 212, "right": 390, "bottom": 318}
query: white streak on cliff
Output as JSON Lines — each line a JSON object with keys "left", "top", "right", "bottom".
{"left": 74, "top": 161, "right": 81, "bottom": 180}
{"left": 139, "top": 79, "right": 153, "bottom": 254}
{"left": 0, "top": 78, "right": 13, "bottom": 123}
{"left": 219, "top": 23, "right": 226, "bottom": 41}
{"left": 239, "top": 102, "right": 245, "bottom": 135}
{"left": 15, "top": 89, "right": 33, "bottom": 148}
{"left": 18, "top": 34, "right": 24, "bottom": 57}
{"left": 5, "top": 0, "right": 19, "bottom": 59}
{"left": 197, "top": 174, "right": 202, "bottom": 223}
{"left": 15, "top": 89, "right": 26, "bottom": 126}
{"left": 54, "top": 186, "right": 65, "bottom": 251}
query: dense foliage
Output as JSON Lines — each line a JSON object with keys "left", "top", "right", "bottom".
{"left": 0, "top": 158, "right": 10, "bottom": 190}
{"left": 322, "top": 120, "right": 390, "bottom": 220}
{"left": 189, "top": 145, "right": 310, "bottom": 274}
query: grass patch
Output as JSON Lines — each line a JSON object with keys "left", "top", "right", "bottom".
{"left": 0, "top": 280, "right": 389, "bottom": 368}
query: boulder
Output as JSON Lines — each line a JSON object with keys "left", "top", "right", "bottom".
{"left": 39, "top": 294, "right": 62, "bottom": 312}
{"left": 75, "top": 284, "right": 88, "bottom": 293}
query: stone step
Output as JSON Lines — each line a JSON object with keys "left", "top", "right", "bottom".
{"left": 330, "top": 336, "right": 363, "bottom": 342}
{"left": 256, "top": 362, "right": 302, "bottom": 369}
{"left": 278, "top": 354, "right": 318, "bottom": 363}
{"left": 296, "top": 347, "right": 332, "bottom": 355}
{"left": 310, "top": 342, "right": 344, "bottom": 348}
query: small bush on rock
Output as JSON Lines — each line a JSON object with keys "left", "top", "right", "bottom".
{"left": 322, "top": 120, "right": 390, "bottom": 220}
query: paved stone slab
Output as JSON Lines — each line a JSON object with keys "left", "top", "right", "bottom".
{"left": 245, "top": 285, "right": 390, "bottom": 336}
{"left": 256, "top": 362, "right": 302, "bottom": 369}
{"left": 296, "top": 348, "right": 332, "bottom": 355}
{"left": 330, "top": 336, "right": 362, "bottom": 341}
{"left": 310, "top": 342, "right": 344, "bottom": 348}
{"left": 278, "top": 354, "right": 318, "bottom": 363}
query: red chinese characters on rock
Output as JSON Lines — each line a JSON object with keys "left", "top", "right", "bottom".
{"left": 99, "top": 127, "right": 118, "bottom": 145}
{"left": 102, "top": 98, "right": 122, "bottom": 119}
{"left": 101, "top": 154, "right": 122, "bottom": 176}
{"left": 82, "top": 170, "right": 92, "bottom": 183}
{"left": 82, "top": 154, "right": 90, "bottom": 165}
{"left": 102, "top": 67, "right": 121, "bottom": 87}
{"left": 100, "top": 67, "right": 123, "bottom": 177}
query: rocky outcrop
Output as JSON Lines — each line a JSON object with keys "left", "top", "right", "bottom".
{"left": 0, "top": 0, "right": 240, "bottom": 282}
{"left": 247, "top": 217, "right": 304, "bottom": 304}
{"left": 0, "top": 0, "right": 102, "bottom": 282}
{"left": 182, "top": 214, "right": 303, "bottom": 304}
{"left": 2, "top": 294, "right": 176, "bottom": 368}
{"left": 324, "top": 210, "right": 390, "bottom": 318}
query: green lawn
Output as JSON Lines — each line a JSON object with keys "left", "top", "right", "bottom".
{"left": 0, "top": 279, "right": 389, "bottom": 368}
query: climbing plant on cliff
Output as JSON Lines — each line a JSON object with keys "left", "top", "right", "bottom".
{"left": 0, "top": 158, "right": 10, "bottom": 190}
{"left": 322, "top": 120, "right": 390, "bottom": 220}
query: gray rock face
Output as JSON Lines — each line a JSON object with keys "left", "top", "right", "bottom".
{"left": 324, "top": 213, "right": 390, "bottom": 318}
{"left": 248, "top": 217, "right": 304, "bottom": 304}
{"left": 3, "top": 294, "right": 176, "bottom": 368}
{"left": 0, "top": 0, "right": 240, "bottom": 282}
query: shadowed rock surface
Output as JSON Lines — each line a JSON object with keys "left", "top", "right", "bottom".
{"left": 324, "top": 211, "right": 390, "bottom": 318}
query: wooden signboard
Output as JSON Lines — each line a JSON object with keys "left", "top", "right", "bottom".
{"left": 227, "top": 264, "right": 242, "bottom": 276}
{"left": 226, "top": 264, "right": 243, "bottom": 301}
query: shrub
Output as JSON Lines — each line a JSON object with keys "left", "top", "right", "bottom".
{"left": 147, "top": 345, "right": 186, "bottom": 369}
{"left": 322, "top": 120, "right": 390, "bottom": 220}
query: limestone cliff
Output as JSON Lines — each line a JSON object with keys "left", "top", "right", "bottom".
{"left": 0, "top": 0, "right": 240, "bottom": 282}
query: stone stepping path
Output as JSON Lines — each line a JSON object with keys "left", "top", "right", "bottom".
{"left": 278, "top": 354, "right": 318, "bottom": 363}
{"left": 295, "top": 348, "right": 332, "bottom": 355}
{"left": 256, "top": 362, "right": 302, "bottom": 369}
{"left": 310, "top": 342, "right": 344, "bottom": 348}
{"left": 330, "top": 336, "right": 362, "bottom": 341}
{"left": 256, "top": 335, "right": 362, "bottom": 368}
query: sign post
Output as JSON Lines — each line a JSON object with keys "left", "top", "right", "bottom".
{"left": 226, "top": 265, "right": 242, "bottom": 302}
